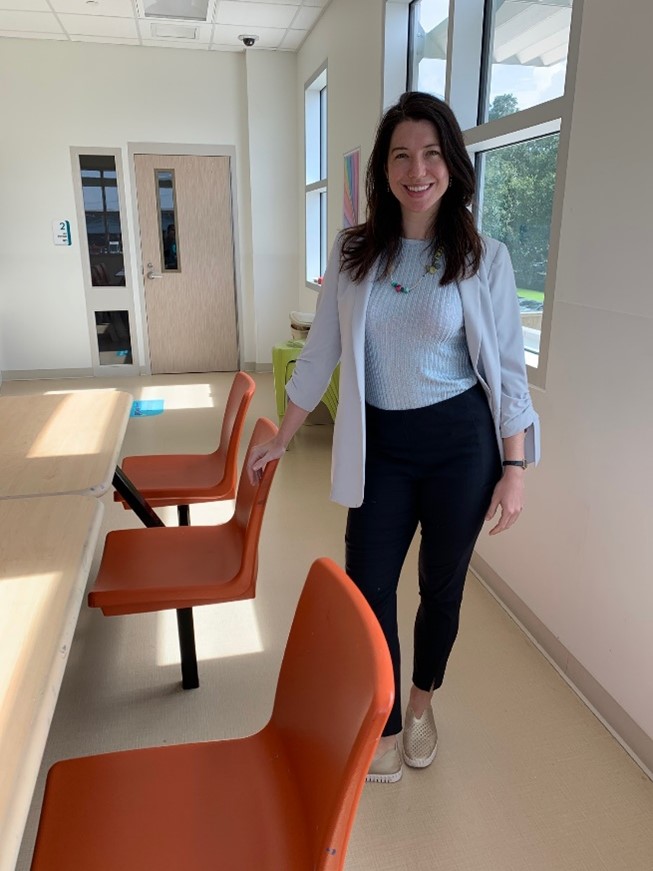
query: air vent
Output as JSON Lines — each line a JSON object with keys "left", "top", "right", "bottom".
{"left": 151, "top": 22, "right": 199, "bottom": 39}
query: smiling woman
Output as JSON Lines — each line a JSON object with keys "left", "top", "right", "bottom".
{"left": 246, "top": 91, "right": 540, "bottom": 786}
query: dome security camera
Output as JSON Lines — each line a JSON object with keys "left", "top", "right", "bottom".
{"left": 238, "top": 34, "right": 259, "bottom": 47}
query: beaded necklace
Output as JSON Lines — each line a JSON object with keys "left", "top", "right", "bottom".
{"left": 390, "top": 245, "right": 444, "bottom": 294}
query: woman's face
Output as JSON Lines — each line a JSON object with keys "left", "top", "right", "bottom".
{"left": 386, "top": 119, "right": 450, "bottom": 236}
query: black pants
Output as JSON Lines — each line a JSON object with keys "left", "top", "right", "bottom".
{"left": 345, "top": 383, "right": 502, "bottom": 736}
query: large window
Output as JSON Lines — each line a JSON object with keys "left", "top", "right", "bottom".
{"left": 305, "top": 65, "right": 327, "bottom": 288}
{"left": 408, "top": 0, "right": 578, "bottom": 382}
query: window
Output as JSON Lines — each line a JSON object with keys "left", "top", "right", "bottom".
{"left": 305, "top": 66, "right": 327, "bottom": 288}
{"left": 80, "top": 155, "right": 126, "bottom": 287}
{"left": 408, "top": 0, "right": 579, "bottom": 383}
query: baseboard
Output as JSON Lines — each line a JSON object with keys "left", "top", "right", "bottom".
{"left": 1, "top": 368, "right": 94, "bottom": 381}
{"left": 253, "top": 363, "right": 272, "bottom": 373}
{"left": 470, "top": 552, "right": 653, "bottom": 779}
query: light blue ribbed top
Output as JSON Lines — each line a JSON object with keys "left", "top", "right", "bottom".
{"left": 365, "top": 238, "right": 477, "bottom": 410}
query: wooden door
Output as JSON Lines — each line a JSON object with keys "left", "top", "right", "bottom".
{"left": 134, "top": 154, "right": 239, "bottom": 373}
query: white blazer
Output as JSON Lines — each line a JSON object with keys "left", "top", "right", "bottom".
{"left": 287, "top": 234, "right": 541, "bottom": 508}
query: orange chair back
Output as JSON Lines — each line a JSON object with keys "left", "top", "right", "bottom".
{"left": 229, "top": 416, "right": 280, "bottom": 595}
{"left": 213, "top": 370, "right": 256, "bottom": 496}
{"left": 271, "top": 558, "right": 394, "bottom": 870}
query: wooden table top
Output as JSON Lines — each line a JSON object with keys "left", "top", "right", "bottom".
{"left": 0, "top": 495, "right": 104, "bottom": 871}
{"left": 0, "top": 390, "right": 132, "bottom": 499}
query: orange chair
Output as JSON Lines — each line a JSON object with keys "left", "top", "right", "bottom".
{"left": 31, "top": 558, "right": 394, "bottom": 871}
{"left": 115, "top": 370, "right": 255, "bottom": 526}
{"left": 90, "top": 417, "right": 280, "bottom": 690}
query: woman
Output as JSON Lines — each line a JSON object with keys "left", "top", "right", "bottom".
{"left": 247, "top": 91, "right": 540, "bottom": 783}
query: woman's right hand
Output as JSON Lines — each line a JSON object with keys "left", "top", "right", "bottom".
{"left": 246, "top": 438, "right": 286, "bottom": 485}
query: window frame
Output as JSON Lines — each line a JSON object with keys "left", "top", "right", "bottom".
{"left": 305, "top": 63, "right": 328, "bottom": 291}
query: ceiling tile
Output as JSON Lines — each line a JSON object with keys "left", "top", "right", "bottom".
{"left": 70, "top": 34, "right": 141, "bottom": 43}
{"left": 50, "top": 0, "right": 134, "bottom": 16}
{"left": 0, "top": 11, "right": 63, "bottom": 32}
{"left": 279, "top": 28, "right": 305, "bottom": 50}
{"left": 58, "top": 13, "right": 139, "bottom": 37}
{"left": 0, "top": 0, "right": 50, "bottom": 9}
{"left": 216, "top": 1, "right": 296, "bottom": 29}
{"left": 212, "top": 22, "right": 285, "bottom": 48}
{"left": 141, "top": 38, "right": 210, "bottom": 49}
{"left": 291, "top": 5, "right": 320, "bottom": 29}
{"left": 303, "top": 0, "right": 329, "bottom": 6}
{"left": 207, "top": 43, "right": 240, "bottom": 51}
{"left": 0, "top": 28, "right": 67, "bottom": 39}
{"left": 234, "top": 0, "right": 301, "bottom": 4}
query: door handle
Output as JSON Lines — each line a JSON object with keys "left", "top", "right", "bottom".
{"left": 146, "top": 262, "right": 163, "bottom": 280}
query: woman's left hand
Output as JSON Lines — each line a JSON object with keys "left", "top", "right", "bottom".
{"left": 485, "top": 468, "right": 525, "bottom": 535}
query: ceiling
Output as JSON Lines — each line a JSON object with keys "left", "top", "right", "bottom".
{"left": 0, "top": 0, "right": 332, "bottom": 52}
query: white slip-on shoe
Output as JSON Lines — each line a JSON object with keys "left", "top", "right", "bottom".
{"left": 403, "top": 705, "right": 438, "bottom": 768}
{"left": 365, "top": 742, "right": 403, "bottom": 783}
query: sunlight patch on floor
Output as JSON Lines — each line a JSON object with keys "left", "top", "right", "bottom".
{"left": 138, "top": 384, "right": 215, "bottom": 410}
{"left": 156, "top": 599, "right": 264, "bottom": 666}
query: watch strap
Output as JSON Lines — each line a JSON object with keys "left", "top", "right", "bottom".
{"left": 502, "top": 459, "right": 527, "bottom": 469}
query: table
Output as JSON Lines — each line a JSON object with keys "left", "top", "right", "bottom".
{"left": 0, "top": 389, "right": 165, "bottom": 869}
{"left": 0, "top": 496, "right": 104, "bottom": 871}
{"left": 271, "top": 341, "right": 339, "bottom": 423}
{"left": 0, "top": 390, "right": 163, "bottom": 528}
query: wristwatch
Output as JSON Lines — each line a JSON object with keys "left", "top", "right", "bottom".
{"left": 502, "top": 459, "right": 528, "bottom": 470}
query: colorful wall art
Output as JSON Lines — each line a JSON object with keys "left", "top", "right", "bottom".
{"left": 343, "top": 147, "right": 360, "bottom": 228}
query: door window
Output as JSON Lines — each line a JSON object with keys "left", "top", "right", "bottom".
{"left": 156, "top": 170, "right": 180, "bottom": 272}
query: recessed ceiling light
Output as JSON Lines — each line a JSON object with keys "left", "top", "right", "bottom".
{"left": 143, "top": 0, "right": 209, "bottom": 22}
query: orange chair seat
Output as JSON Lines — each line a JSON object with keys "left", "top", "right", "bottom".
{"left": 31, "top": 727, "right": 313, "bottom": 871}
{"left": 114, "top": 371, "right": 255, "bottom": 511}
{"left": 89, "top": 523, "right": 249, "bottom": 616}
{"left": 116, "top": 451, "right": 229, "bottom": 507}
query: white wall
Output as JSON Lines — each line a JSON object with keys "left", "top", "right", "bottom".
{"left": 474, "top": 0, "right": 653, "bottom": 751}
{"left": 295, "top": 0, "right": 386, "bottom": 313}
{"left": 0, "top": 38, "right": 298, "bottom": 373}
{"left": 244, "top": 50, "right": 299, "bottom": 363}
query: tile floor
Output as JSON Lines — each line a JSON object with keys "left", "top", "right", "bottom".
{"left": 5, "top": 371, "right": 653, "bottom": 871}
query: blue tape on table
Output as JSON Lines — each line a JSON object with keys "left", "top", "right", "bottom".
{"left": 130, "top": 399, "right": 164, "bottom": 417}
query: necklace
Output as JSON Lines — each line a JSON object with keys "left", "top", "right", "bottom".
{"left": 390, "top": 246, "right": 444, "bottom": 294}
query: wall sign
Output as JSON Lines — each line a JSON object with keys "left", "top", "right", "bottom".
{"left": 53, "top": 220, "right": 72, "bottom": 246}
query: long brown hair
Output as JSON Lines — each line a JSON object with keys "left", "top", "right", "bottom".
{"left": 341, "top": 91, "right": 483, "bottom": 285}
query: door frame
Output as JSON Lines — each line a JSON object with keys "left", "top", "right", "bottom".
{"left": 127, "top": 142, "right": 243, "bottom": 375}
